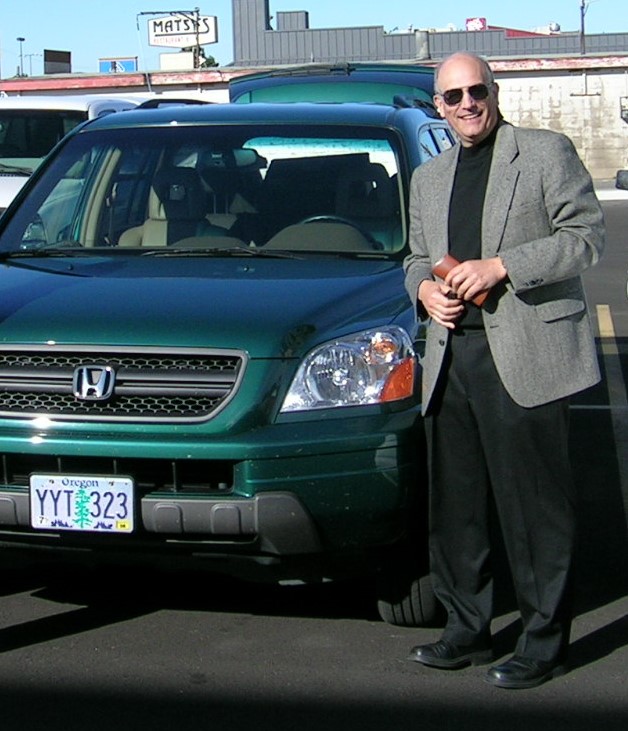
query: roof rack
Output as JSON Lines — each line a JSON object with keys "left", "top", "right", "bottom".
{"left": 136, "top": 98, "right": 212, "bottom": 109}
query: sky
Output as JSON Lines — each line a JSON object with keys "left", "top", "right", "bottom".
{"left": 0, "top": 0, "right": 625, "bottom": 76}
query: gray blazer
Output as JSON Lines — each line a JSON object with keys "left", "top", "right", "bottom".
{"left": 404, "top": 122, "right": 605, "bottom": 413}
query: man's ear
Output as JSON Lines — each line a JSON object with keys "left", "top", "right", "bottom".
{"left": 433, "top": 95, "right": 445, "bottom": 118}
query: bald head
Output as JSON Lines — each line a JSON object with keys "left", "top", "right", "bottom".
{"left": 433, "top": 52, "right": 501, "bottom": 147}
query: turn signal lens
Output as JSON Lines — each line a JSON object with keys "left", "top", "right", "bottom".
{"left": 381, "top": 357, "right": 416, "bottom": 402}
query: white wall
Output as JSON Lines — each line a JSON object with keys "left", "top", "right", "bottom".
{"left": 495, "top": 68, "right": 628, "bottom": 179}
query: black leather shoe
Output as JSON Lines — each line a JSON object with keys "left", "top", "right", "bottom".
{"left": 408, "top": 639, "right": 493, "bottom": 669}
{"left": 485, "top": 655, "right": 565, "bottom": 689}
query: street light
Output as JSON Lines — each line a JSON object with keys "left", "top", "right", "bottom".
{"left": 580, "top": 0, "right": 602, "bottom": 55}
{"left": 16, "top": 37, "right": 25, "bottom": 76}
{"left": 580, "top": 1, "right": 587, "bottom": 54}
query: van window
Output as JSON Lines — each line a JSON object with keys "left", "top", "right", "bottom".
{"left": 0, "top": 110, "right": 86, "bottom": 162}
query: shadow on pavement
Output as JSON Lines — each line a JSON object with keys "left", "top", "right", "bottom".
{"left": 0, "top": 683, "right": 627, "bottom": 731}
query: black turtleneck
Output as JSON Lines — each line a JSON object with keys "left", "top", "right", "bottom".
{"left": 448, "top": 123, "right": 500, "bottom": 327}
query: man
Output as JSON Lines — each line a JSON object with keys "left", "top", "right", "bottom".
{"left": 403, "top": 52, "right": 604, "bottom": 689}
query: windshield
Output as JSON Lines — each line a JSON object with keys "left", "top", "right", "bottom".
{"left": 0, "top": 123, "right": 406, "bottom": 257}
{"left": 0, "top": 109, "right": 87, "bottom": 174}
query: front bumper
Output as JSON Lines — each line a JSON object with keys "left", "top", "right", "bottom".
{"left": 0, "top": 409, "right": 425, "bottom": 575}
{"left": 0, "top": 489, "right": 322, "bottom": 555}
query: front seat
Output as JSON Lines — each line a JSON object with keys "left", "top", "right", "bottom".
{"left": 334, "top": 162, "right": 397, "bottom": 249}
{"left": 119, "top": 166, "right": 220, "bottom": 247}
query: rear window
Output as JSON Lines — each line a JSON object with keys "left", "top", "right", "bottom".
{"left": 232, "top": 81, "right": 433, "bottom": 106}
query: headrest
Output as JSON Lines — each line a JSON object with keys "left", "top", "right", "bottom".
{"left": 335, "top": 163, "right": 394, "bottom": 219}
{"left": 151, "top": 167, "right": 208, "bottom": 221}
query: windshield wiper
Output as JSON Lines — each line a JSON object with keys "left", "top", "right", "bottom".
{"left": 0, "top": 249, "right": 73, "bottom": 260}
{"left": 0, "top": 243, "right": 95, "bottom": 260}
{"left": 0, "top": 249, "right": 92, "bottom": 276}
{"left": 141, "top": 246, "right": 303, "bottom": 259}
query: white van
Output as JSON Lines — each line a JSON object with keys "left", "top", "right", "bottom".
{"left": 0, "top": 94, "right": 143, "bottom": 213}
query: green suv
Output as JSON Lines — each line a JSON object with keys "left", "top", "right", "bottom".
{"left": 0, "top": 100, "right": 453, "bottom": 625}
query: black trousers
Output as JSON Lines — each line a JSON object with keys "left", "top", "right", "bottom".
{"left": 424, "top": 329, "right": 576, "bottom": 663}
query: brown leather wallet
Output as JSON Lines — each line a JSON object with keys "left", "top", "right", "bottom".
{"left": 432, "top": 253, "right": 489, "bottom": 307}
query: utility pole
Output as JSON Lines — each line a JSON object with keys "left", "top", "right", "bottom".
{"left": 580, "top": 0, "right": 586, "bottom": 55}
{"left": 25, "top": 52, "right": 42, "bottom": 76}
{"left": 179, "top": 7, "right": 201, "bottom": 68}
{"left": 16, "top": 36, "right": 25, "bottom": 76}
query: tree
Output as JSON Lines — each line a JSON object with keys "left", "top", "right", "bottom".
{"left": 181, "top": 46, "right": 219, "bottom": 68}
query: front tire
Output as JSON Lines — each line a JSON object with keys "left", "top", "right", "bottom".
{"left": 376, "top": 569, "right": 441, "bottom": 627}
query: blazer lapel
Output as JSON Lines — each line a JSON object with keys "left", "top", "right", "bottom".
{"left": 482, "top": 124, "right": 519, "bottom": 257}
{"left": 429, "top": 150, "right": 459, "bottom": 262}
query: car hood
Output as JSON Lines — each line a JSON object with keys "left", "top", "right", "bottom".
{"left": 0, "top": 254, "right": 412, "bottom": 358}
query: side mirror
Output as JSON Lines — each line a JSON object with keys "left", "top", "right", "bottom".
{"left": 615, "top": 169, "right": 628, "bottom": 190}
{"left": 20, "top": 214, "right": 48, "bottom": 249}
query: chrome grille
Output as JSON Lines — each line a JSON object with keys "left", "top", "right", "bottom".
{"left": 0, "top": 345, "right": 246, "bottom": 423}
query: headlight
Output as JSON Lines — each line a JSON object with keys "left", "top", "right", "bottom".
{"left": 280, "top": 326, "right": 416, "bottom": 412}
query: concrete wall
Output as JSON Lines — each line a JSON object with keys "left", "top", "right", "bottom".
{"left": 494, "top": 67, "right": 628, "bottom": 179}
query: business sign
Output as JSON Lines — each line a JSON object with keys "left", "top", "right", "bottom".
{"left": 466, "top": 17, "right": 487, "bottom": 31}
{"left": 99, "top": 57, "right": 138, "bottom": 73}
{"left": 148, "top": 14, "right": 218, "bottom": 48}
{"left": 44, "top": 49, "right": 71, "bottom": 74}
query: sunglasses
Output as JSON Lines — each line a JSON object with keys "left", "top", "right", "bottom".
{"left": 440, "top": 83, "right": 492, "bottom": 107}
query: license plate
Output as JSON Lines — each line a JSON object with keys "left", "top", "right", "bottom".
{"left": 30, "top": 474, "right": 134, "bottom": 533}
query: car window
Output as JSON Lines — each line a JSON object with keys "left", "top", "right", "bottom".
{"left": 418, "top": 125, "right": 456, "bottom": 163}
{"left": 418, "top": 128, "right": 440, "bottom": 161}
{"left": 18, "top": 146, "right": 104, "bottom": 247}
{"left": 432, "top": 126, "right": 455, "bottom": 151}
{"left": 0, "top": 110, "right": 87, "bottom": 170}
{"left": 2, "top": 124, "right": 407, "bottom": 256}
{"left": 232, "top": 81, "right": 433, "bottom": 106}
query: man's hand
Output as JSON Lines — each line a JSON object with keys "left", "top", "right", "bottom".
{"left": 418, "top": 279, "right": 465, "bottom": 329}
{"left": 445, "top": 256, "right": 507, "bottom": 303}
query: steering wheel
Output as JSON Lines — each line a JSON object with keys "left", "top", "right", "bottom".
{"left": 297, "top": 215, "right": 381, "bottom": 248}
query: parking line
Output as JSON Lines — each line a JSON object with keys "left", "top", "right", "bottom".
{"left": 594, "top": 305, "right": 628, "bottom": 501}
{"left": 597, "top": 304, "right": 619, "bottom": 340}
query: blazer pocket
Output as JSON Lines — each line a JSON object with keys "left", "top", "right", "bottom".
{"left": 517, "top": 281, "right": 586, "bottom": 322}
{"left": 533, "top": 298, "right": 585, "bottom": 323}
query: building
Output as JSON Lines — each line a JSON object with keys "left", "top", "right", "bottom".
{"left": 231, "top": 0, "right": 628, "bottom": 66}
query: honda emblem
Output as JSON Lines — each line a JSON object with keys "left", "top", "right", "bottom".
{"left": 73, "top": 365, "right": 116, "bottom": 402}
